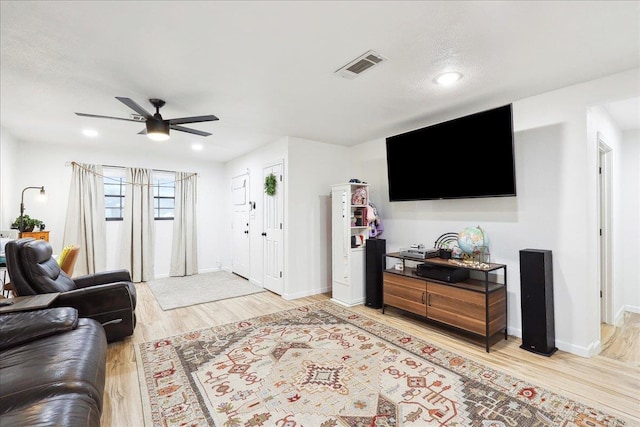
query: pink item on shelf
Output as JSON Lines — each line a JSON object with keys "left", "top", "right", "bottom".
{"left": 351, "top": 187, "right": 367, "bottom": 205}
{"left": 366, "top": 205, "right": 376, "bottom": 224}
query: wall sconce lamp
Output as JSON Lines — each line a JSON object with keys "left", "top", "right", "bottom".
{"left": 19, "top": 186, "right": 46, "bottom": 235}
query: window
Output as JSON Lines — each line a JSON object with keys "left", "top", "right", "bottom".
{"left": 104, "top": 168, "right": 125, "bottom": 221}
{"left": 103, "top": 168, "right": 175, "bottom": 220}
{"left": 153, "top": 173, "right": 175, "bottom": 220}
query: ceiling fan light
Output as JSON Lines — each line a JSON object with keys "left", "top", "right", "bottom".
{"left": 148, "top": 132, "right": 170, "bottom": 142}
{"left": 146, "top": 120, "right": 170, "bottom": 141}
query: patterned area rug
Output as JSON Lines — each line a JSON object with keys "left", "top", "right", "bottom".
{"left": 136, "top": 301, "right": 626, "bottom": 426}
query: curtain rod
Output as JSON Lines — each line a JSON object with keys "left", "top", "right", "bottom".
{"left": 65, "top": 161, "right": 197, "bottom": 175}
{"left": 101, "top": 164, "right": 177, "bottom": 174}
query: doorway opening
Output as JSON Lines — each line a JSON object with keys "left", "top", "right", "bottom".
{"left": 598, "top": 137, "right": 613, "bottom": 327}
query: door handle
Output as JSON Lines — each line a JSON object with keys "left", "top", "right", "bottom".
{"left": 244, "top": 230, "right": 249, "bottom": 234}
{"left": 261, "top": 232, "right": 267, "bottom": 236}
{"left": 421, "top": 292, "right": 425, "bottom": 304}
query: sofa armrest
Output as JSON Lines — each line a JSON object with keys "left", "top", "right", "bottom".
{"left": 53, "top": 283, "right": 133, "bottom": 317}
{"left": 0, "top": 307, "right": 78, "bottom": 351}
{"left": 73, "top": 269, "right": 132, "bottom": 288}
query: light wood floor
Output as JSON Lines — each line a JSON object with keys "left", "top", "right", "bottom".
{"left": 101, "top": 282, "right": 640, "bottom": 426}
{"left": 601, "top": 311, "right": 640, "bottom": 368}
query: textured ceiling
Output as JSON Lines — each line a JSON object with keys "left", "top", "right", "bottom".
{"left": 1, "top": 1, "right": 638, "bottom": 162}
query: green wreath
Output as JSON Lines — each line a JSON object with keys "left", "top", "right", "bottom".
{"left": 264, "top": 173, "right": 277, "bottom": 196}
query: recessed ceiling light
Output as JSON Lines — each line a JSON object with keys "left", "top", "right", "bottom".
{"left": 434, "top": 71, "right": 463, "bottom": 86}
{"left": 191, "top": 143, "right": 203, "bottom": 151}
{"left": 82, "top": 129, "right": 98, "bottom": 138}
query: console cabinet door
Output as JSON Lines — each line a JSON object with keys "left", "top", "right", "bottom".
{"left": 383, "top": 273, "right": 426, "bottom": 316}
{"left": 426, "top": 282, "right": 486, "bottom": 335}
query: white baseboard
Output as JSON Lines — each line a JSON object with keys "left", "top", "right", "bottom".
{"left": 507, "top": 326, "right": 521, "bottom": 338}
{"left": 557, "top": 338, "right": 597, "bottom": 358}
{"left": 614, "top": 306, "right": 626, "bottom": 326}
{"left": 282, "top": 285, "right": 331, "bottom": 301}
{"left": 330, "top": 297, "right": 364, "bottom": 307}
{"left": 198, "top": 267, "right": 222, "bottom": 274}
{"left": 507, "top": 326, "right": 594, "bottom": 358}
{"left": 556, "top": 306, "right": 640, "bottom": 358}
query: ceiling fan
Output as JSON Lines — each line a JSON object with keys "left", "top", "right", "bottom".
{"left": 75, "top": 97, "right": 219, "bottom": 141}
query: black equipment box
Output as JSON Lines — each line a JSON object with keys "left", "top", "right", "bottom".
{"left": 415, "top": 263, "right": 470, "bottom": 283}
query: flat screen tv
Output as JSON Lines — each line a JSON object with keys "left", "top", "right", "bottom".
{"left": 386, "top": 104, "right": 516, "bottom": 201}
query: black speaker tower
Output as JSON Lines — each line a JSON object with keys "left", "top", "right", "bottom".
{"left": 519, "top": 249, "right": 557, "bottom": 356}
{"left": 365, "top": 238, "right": 386, "bottom": 309}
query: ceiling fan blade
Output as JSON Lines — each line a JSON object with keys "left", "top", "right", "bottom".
{"left": 168, "top": 115, "right": 219, "bottom": 125}
{"left": 115, "top": 97, "right": 153, "bottom": 119}
{"left": 75, "top": 112, "right": 142, "bottom": 122}
{"left": 170, "top": 124, "right": 212, "bottom": 137}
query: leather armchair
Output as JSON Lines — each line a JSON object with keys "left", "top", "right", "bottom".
{"left": 0, "top": 307, "right": 107, "bottom": 427}
{"left": 5, "top": 238, "right": 136, "bottom": 342}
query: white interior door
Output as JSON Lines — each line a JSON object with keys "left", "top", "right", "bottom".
{"left": 231, "top": 173, "right": 250, "bottom": 279}
{"left": 263, "top": 162, "right": 284, "bottom": 295}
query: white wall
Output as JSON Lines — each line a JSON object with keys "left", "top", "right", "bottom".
{"left": 351, "top": 68, "right": 640, "bottom": 357}
{"left": 0, "top": 127, "right": 18, "bottom": 231}
{"left": 286, "top": 137, "right": 350, "bottom": 299}
{"left": 5, "top": 140, "right": 228, "bottom": 278}
{"left": 620, "top": 129, "right": 640, "bottom": 314}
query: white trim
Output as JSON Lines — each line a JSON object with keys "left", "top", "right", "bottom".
{"left": 282, "top": 285, "right": 332, "bottom": 301}
{"left": 598, "top": 136, "right": 614, "bottom": 325}
{"left": 623, "top": 305, "right": 640, "bottom": 314}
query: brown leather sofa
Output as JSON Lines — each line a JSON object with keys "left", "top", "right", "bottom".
{"left": 0, "top": 307, "right": 107, "bottom": 427}
{"left": 5, "top": 238, "right": 136, "bottom": 342}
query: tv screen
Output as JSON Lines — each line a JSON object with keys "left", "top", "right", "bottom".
{"left": 386, "top": 104, "right": 516, "bottom": 201}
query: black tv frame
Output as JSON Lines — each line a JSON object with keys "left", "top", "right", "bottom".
{"left": 385, "top": 104, "right": 516, "bottom": 201}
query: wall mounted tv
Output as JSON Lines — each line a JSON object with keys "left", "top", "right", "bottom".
{"left": 385, "top": 104, "right": 516, "bottom": 201}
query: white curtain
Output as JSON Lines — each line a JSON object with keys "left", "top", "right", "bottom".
{"left": 120, "top": 167, "right": 154, "bottom": 282}
{"left": 63, "top": 162, "right": 106, "bottom": 276}
{"left": 170, "top": 172, "right": 198, "bottom": 276}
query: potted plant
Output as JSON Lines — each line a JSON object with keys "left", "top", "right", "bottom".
{"left": 10, "top": 215, "right": 43, "bottom": 232}
{"left": 438, "top": 242, "right": 453, "bottom": 259}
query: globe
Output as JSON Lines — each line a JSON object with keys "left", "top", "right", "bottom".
{"left": 457, "top": 226, "right": 489, "bottom": 255}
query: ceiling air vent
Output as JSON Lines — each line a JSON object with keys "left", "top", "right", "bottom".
{"left": 334, "top": 50, "right": 386, "bottom": 79}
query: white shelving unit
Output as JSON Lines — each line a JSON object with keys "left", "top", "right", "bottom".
{"left": 330, "top": 182, "right": 369, "bottom": 306}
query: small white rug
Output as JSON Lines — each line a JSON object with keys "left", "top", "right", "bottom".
{"left": 146, "top": 271, "right": 266, "bottom": 310}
